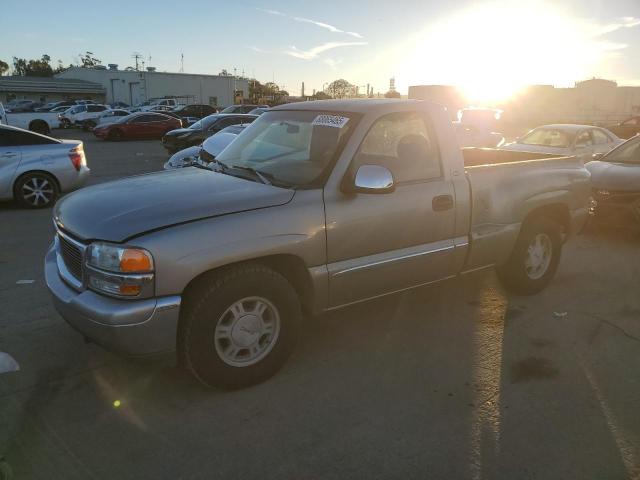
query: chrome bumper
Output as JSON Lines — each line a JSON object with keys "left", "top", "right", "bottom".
{"left": 45, "top": 244, "right": 181, "bottom": 356}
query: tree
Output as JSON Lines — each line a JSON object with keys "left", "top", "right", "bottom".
{"left": 326, "top": 79, "right": 355, "bottom": 99}
{"left": 384, "top": 90, "right": 401, "bottom": 99}
{"left": 11, "top": 55, "right": 55, "bottom": 77}
{"left": 12, "top": 57, "right": 27, "bottom": 76}
{"left": 218, "top": 69, "right": 232, "bottom": 76}
{"left": 313, "top": 91, "right": 331, "bottom": 100}
{"left": 0, "top": 60, "right": 9, "bottom": 76}
{"left": 79, "top": 51, "right": 101, "bottom": 68}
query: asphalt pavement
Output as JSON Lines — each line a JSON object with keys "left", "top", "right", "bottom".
{"left": 0, "top": 130, "right": 639, "bottom": 480}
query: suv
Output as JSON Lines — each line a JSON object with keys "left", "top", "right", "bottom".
{"left": 172, "top": 104, "right": 217, "bottom": 120}
{"left": 72, "top": 105, "right": 110, "bottom": 127}
{"left": 5, "top": 100, "right": 39, "bottom": 113}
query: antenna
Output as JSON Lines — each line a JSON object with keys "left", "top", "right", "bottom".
{"left": 131, "top": 52, "right": 142, "bottom": 71}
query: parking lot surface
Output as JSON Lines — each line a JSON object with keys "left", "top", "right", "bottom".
{"left": 1, "top": 131, "right": 639, "bottom": 479}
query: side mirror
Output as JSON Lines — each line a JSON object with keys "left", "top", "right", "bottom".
{"left": 346, "top": 165, "right": 395, "bottom": 194}
{"left": 592, "top": 152, "right": 604, "bottom": 161}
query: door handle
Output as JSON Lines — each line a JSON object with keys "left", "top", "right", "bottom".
{"left": 432, "top": 194, "right": 454, "bottom": 211}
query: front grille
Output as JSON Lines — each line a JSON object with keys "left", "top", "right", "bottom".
{"left": 58, "top": 234, "right": 83, "bottom": 280}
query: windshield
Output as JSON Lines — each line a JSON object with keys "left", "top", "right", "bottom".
{"left": 190, "top": 114, "right": 219, "bottom": 130}
{"left": 215, "top": 110, "right": 356, "bottom": 187}
{"left": 520, "top": 128, "right": 573, "bottom": 148}
{"left": 602, "top": 136, "right": 640, "bottom": 163}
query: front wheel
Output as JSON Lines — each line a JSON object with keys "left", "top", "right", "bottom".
{"left": 496, "top": 217, "right": 562, "bottom": 295}
{"left": 179, "top": 264, "right": 301, "bottom": 389}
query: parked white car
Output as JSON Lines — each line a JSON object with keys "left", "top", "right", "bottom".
{"left": 95, "top": 109, "right": 131, "bottom": 127}
{"left": 0, "top": 102, "right": 61, "bottom": 135}
{"left": 164, "top": 124, "right": 247, "bottom": 169}
{"left": 500, "top": 124, "right": 623, "bottom": 161}
{"left": 0, "top": 124, "right": 90, "bottom": 208}
{"left": 140, "top": 98, "right": 179, "bottom": 111}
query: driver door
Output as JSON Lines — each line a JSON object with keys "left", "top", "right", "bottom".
{"left": 324, "top": 111, "right": 457, "bottom": 308}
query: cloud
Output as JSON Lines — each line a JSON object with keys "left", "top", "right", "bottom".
{"left": 256, "top": 7, "right": 285, "bottom": 16}
{"left": 257, "top": 7, "right": 363, "bottom": 38}
{"left": 284, "top": 42, "right": 367, "bottom": 60}
{"left": 589, "top": 16, "right": 640, "bottom": 36}
{"left": 292, "top": 16, "right": 363, "bottom": 38}
{"left": 248, "top": 45, "right": 269, "bottom": 53}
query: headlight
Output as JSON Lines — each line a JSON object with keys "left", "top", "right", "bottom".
{"left": 86, "top": 243, "right": 154, "bottom": 298}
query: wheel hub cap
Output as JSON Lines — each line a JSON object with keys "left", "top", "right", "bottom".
{"left": 22, "top": 177, "right": 53, "bottom": 206}
{"left": 231, "top": 314, "right": 263, "bottom": 347}
{"left": 525, "top": 233, "right": 552, "bottom": 280}
{"left": 214, "top": 296, "right": 280, "bottom": 367}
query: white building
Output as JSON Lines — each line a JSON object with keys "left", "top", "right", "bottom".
{"left": 55, "top": 66, "right": 249, "bottom": 107}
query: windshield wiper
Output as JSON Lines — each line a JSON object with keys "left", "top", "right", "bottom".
{"left": 229, "top": 165, "right": 272, "bottom": 185}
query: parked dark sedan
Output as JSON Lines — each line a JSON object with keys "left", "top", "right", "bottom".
{"left": 93, "top": 112, "right": 182, "bottom": 141}
{"left": 606, "top": 117, "right": 640, "bottom": 139}
{"left": 172, "top": 104, "right": 217, "bottom": 120}
{"left": 586, "top": 135, "right": 640, "bottom": 227}
{"left": 161, "top": 113, "right": 257, "bottom": 154}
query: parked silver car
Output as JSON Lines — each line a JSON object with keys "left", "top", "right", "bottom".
{"left": 0, "top": 125, "right": 90, "bottom": 208}
{"left": 164, "top": 124, "right": 248, "bottom": 169}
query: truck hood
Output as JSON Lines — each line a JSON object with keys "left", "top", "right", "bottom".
{"left": 54, "top": 168, "right": 294, "bottom": 242}
{"left": 585, "top": 160, "right": 640, "bottom": 191}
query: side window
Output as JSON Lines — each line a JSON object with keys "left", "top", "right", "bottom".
{"left": 575, "top": 131, "right": 593, "bottom": 147}
{"left": 241, "top": 116, "right": 256, "bottom": 125}
{"left": 354, "top": 112, "right": 441, "bottom": 183}
{"left": 0, "top": 129, "right": 11, "bottom": 147}
{"left": 592, "top": 130, "right": 610, "bottom": 145}
{"left": 6, "top": 129, "right": 55, "bottom": 146}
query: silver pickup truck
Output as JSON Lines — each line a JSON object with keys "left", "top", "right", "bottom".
{"left": 45, "top": 99, "right": 591, "bottom": 388}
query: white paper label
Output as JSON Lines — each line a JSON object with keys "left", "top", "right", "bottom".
{"left": 312, "top": 114, "right": 349, "bottom": 128}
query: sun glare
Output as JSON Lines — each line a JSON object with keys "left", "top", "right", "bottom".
{"left": 396, "top": 2, "right": 604, "bottom": 104}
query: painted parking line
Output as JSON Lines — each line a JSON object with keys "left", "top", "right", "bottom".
{"left": 0, "top": 352, "right": 19, "bottom": 374}
{"left": 16, "top": 279, "right": 35, "bottom": 285}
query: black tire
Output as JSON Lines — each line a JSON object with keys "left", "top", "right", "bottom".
{"left": 83, "top": 120, "right": 96, "bottom": 131}
{"left": 496, "top": 217, "right": 562, "bottom": 295}
{"left": 179, "top": 264, "right": 301, "bottom": 389}
{"left": 29, "top": 121, "right": 50, "bottom": 136}
{"left": 108, "top": 129, "right": 123, "bottom": 141}
{"left": 14, "top": 172, "right": 59, "bottom": 209}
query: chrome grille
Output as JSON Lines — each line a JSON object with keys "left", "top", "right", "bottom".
{"left": 58, "top": 234, "right": 83, "bottom": 280}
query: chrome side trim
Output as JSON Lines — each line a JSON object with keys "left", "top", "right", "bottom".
{"left": 325, "top": 274, "right": 458, "bottom": 312}
{"left": 332, "top": 244, "right": 454, "bottom": 277}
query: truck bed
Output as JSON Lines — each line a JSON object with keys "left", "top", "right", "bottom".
{"left": 460, "top": 148, "right": 588, "bottom": 272}
{"left": 462, "top": 147, "right": 562, "bottom": 167}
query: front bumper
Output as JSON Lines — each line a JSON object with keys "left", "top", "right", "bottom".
{"left": 591, "top": 190, "right": 640, "bottom": 227}
{"left": 44, "top": 244, "right": 181, "bottom": 356}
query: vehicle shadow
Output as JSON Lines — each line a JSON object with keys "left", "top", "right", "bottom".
{"left": 4, "top": 265, "right": 634, "bottom": 479}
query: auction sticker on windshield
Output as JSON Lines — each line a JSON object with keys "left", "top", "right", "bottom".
{"left": 312, "top": 114, "right": 350, "bottom": 128}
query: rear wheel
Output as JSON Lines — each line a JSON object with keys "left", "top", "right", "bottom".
{"left": 14, "top": 172, "right": 59, "bottom": 209}
{"left": 496, "top": 217, "right": 562, "bottom": 295}
{"left": 83, "top": 120, "right": 96, "bottom": 131}
{"left": 29, "top": 120, "right": 50, "bottom": 136}
{"left": 179, "top": 264, "right": 301, "bottom": 389}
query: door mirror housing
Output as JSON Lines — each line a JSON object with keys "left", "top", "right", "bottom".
{"left": 345, "top": 165, "right": 395, "bottom": 194}
{"left": 592, "top": 152, "right": 605, "bottom": 161}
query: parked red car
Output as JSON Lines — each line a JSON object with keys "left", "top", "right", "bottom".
{"left": 93, "top": 112, "right": 182, "bottom": 141}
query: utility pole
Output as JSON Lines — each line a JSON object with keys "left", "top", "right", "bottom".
{"left": 301, "top": 81, "right": 305, "bottom": 98}
{"left": 180, "top": 53, "right": 184, "bottom": 73}
{"left": 131, "top": 52, "right": 142, "bottom": 71}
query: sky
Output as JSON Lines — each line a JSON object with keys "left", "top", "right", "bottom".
{"left": 2, "top": 0, "right": 640, "bottom": 100}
